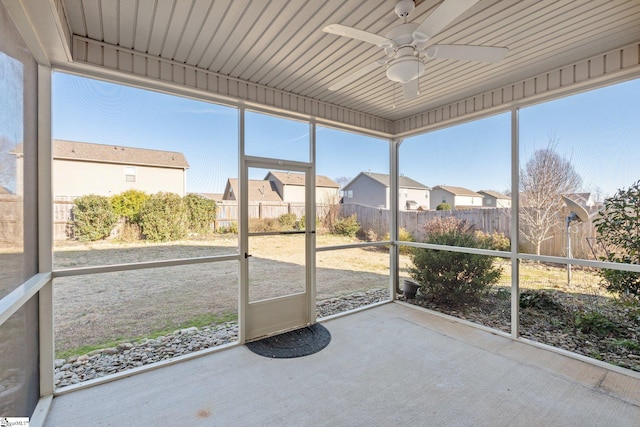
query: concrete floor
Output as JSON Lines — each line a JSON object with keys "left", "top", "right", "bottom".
{"left": 45, "top": 303, "right": 640, "bottom": 426}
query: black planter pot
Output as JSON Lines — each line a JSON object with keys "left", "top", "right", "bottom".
{"left": 403, "top": 279, "right": 420, "bottom": 299}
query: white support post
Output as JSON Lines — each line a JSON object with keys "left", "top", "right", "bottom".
{"left": 510, "top": 108, "right": 520, "bottom": 338}
{"left": 238, "top": 107, "right": 247, "bottom": 344}
{"left": 38, "top": 64, "right": 54, "bottom": 398}
{"left": 389, "top": 138, "right": 402, "bottom": 298}
{"left": 308, "top": 120, "right": 317, "bottom": 324}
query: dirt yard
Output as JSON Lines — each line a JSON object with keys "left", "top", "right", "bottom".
{"left": 53, "top": 235, "right": 410, "bottom": 353}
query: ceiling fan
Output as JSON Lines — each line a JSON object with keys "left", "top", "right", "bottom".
{"left": 323, "top": 0, "right": 508, "bottom": 101}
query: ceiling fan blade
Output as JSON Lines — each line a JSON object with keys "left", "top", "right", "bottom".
{"left": 424, "top": 45, "right": 509, "bottom": 63}
{"left": 323, "top": 24, "right": 394, "bottom": 48}
{"left": 402, "top": 79, "right": 420, "bottom": 101}
{"left": 413, "top": 0, "right": 480, "bottom": 44}
{"left": 328, "top": 60, "right": 386, "bottom": 91}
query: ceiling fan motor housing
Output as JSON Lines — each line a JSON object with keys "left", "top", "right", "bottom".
{"left": 386, "top": 55, "right": 425, "bottom": 83}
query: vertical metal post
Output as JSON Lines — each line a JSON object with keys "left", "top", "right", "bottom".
{"left": 510, "top": 107, "right": 520, "bottom": 339}
{"left": 38, "top": 64, "right": 54, "bottom": 397}
{"left": 390, "top": 138, "right": 402, "bottom": 298}
{"left": 308, "top": 120, "right": 317, "bottom": 324}
{"left": 238, "top": 106, "right": 247, "bottom": 344}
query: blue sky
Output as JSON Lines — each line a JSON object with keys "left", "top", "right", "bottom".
{"left": 52, "top": 72, "right": 639, "bottom": 198}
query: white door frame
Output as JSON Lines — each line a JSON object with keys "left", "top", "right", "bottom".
{"left": 239, "top": 155, "right": 316, "bottom": 341}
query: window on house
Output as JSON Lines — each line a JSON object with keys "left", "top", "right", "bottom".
{"left": 124, "top": 166, "right": 136, "bottom": 182}
{"left": 347, "top": 190, "right": 353, "bottom": 198}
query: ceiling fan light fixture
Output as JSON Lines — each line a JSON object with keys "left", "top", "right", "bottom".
{"left": 386, "top": 57, "right": 425, "bottom": 83}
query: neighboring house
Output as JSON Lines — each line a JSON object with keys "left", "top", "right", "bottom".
{"left": 223, "top": 171, "right": 339, "bottom": 204}
{"left": 265, "top": 171, "right": 339, "bottom": 204}
{"left": 478, "top": 190, "right": 511, "bottom": 208}
{"left": 51, "top": 140, "right": 189, "bottom": 199}
{"left": 222, "top": 178, "right": 283, "bottom": 202}
{"left": 342, "top": 172, "right": 430, "bottom": 210}
{"left": 430, "top": 185, "right": 484, "bottom": 210}
{"left": 197, "top": 193, "right": 224, "bottom": 202}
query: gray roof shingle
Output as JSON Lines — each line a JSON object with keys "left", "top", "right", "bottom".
{"left": 433, "top": 185, "right": 482, "bottom": 197}
{"left": 358, "top": 172, "right": 429, "bottom": 190}
{"left": 53, "top": 139, "right": 189, "bottom": 169}
{"left": 267, "top": 171, "right": 339, "bottom": 188}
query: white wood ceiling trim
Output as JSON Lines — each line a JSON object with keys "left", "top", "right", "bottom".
{"left": 394, "top": 42, "right": 640, "bottom": 137}
{"left": 70, "top": 35, "right": 394, "bottom": 137}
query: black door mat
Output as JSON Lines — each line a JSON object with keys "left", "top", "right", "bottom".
{"left": 246, "top": 323, "right": 331, "bottom": 359}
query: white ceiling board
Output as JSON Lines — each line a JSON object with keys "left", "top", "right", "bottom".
{"left": 159, "top": 0, "right": 194, "bottom": 60}
{"left": 132, "top": 0, "right": 157, "bottom": 53}
{"left": 53, "top": 0, "right": 640, "bottom": 124}
{"left": 80, "top": 0, "right": 102, "bottom": 41}
{"left": 100, "top": 0, "right": 119, "bottom": 46}
{"left": 146, "top": 0, "right": 175, "bottom": 56}
{"left": 117, "top": 0, "right": 136, "bottom": 49}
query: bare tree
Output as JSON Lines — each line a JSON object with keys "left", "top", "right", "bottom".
{"left": 519, "top": 139, "right": 582, "bottom": 255}
{"left": 334, "top": 176, "right": 351, "bottom": 189}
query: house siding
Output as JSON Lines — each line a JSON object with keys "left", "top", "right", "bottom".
{"left": 54, "top": 159, "right": 186, "bottom": 198}
{"left": 430, "top": 188, "right": 453, "bottom": 209}
{"left": 455, "top": 195, "right": 483, "bottom": 208}
{"left": 316, "top": 186, "right": 340, "bottom": 204}
{"left": 430, "top": 189, "right": 483, "bottom": 209}
{"left": 283, "top": 185, "right": 306, "bottom": 203}
{"left": 344, "top": 176, "right": 386, "bottom": 208}
{"left": 399, "top": 187, "right": 430, "bottom": 210}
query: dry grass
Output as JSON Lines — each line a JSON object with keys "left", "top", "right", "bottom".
{"left": 53, "top": 235, "right": 408, "bottom": 353}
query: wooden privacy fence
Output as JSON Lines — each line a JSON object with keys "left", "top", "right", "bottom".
{"left": 52, "top": 200, "right": 333, "bottom": 239}
{"left": 215, "top": 201, "right": 333, "bottom": 230}
{"left": 0, "top": 195, "right": 22, "bottom": 245}
{"left": 340, "top": 203, "right": 598, "bottom": 259}
{"left": 54, "top": 200, "right": 74, "bottom": 240}
{"left": 49, "top": 199, "right": 598, "bottom": 258}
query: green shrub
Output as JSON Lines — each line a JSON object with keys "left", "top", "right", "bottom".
{"left": 278, "top": 213, "right": 298, "bottom": 229}
{"left": 184, "top": 193, "right": 216, "bottom": 234}
{"left": 138, "top": 192, "right": 188, "bottom": 242}
{"left": 110, "top": 189, "right": 150, "bottom": 224}
{"left": 72, "top": 194, "right": 119, "bottom": 242}
{"left": 383, "top": 228, "right": 415, "bottom": 255}
{"left": 297, "top": 215, "right": 317, "bottom": 230}
{"left": 475, "top": 230, "right": 510, "bottom": 251}
{"left": 436, "top": 202, "right": 452, "bottom": 211}
{"left": 611, "top": 338, "right": 640, "bottom": 351}
{"left": 594, "top": 180, "right": 640, "bottom": 298}
{"left": 333, "top": 214, "right": 360, "bottom": 237}
{"left": 219, "top": 222, "right": 238, "bottom": 234}
{"left": 519, "top": 289, "right": 564, "bottom": 313}
{"left": 409, "top": 217, "right": 501, "bottom": 307}
{"left": 576, "top": 311, "right": 620, "bottom": 337}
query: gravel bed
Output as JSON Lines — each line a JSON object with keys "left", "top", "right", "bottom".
{"left": 406, "top": 291, "right": 640, "bottom": 373}
{"left": 55, "top": 286, "right": 639, "bottom": 389}
{"left": 54, "top": 289, "right": 389, "bottom": 389}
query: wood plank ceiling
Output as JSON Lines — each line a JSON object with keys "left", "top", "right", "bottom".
{"left": 60, "top": 0, "right": 640, "bottom": 122}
